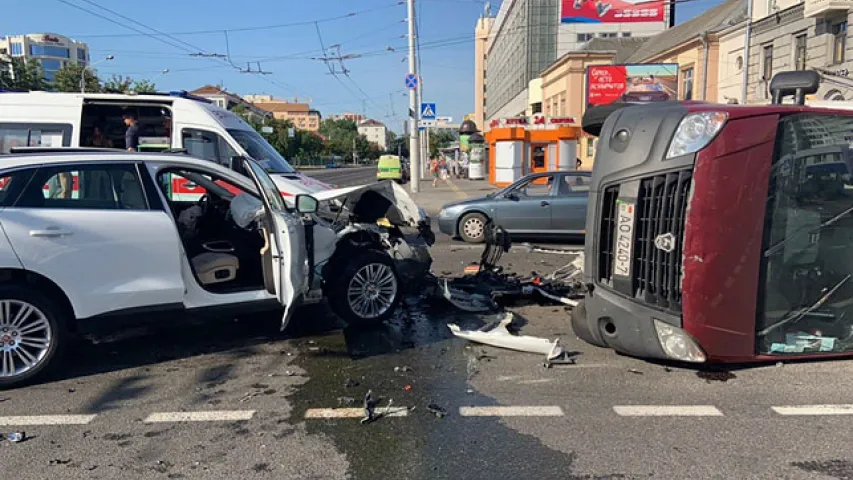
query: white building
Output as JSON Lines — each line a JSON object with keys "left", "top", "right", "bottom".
{"left": 358, "top": 119, "right": 389, "bottom": 151}
{"left": 0, "top": 33, "right": 89, "bottom": 82}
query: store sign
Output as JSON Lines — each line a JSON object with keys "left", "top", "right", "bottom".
{"left": 490, "top": 116, "right": 577, "bottom": 129}
{"left": 586, "top": 64, "right": 678, "bottom": 107}
{"left": 41, "top": 34, "right": 62, "bottom": 43}
{"left": 561, "top": 0, "right": 665, "bottom": 24}
{"left": 531, "top": 115, "right": 578, "bottom": 126}
{"left": 489, "top": 117, "right": 529, "bottom": 128}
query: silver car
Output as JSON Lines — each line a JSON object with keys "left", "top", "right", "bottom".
{"left": 438, "top": 171, "right": 591, "bottom": 243}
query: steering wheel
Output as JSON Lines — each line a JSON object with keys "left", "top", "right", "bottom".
{"left": 197, "top": 194, "right": 211, "bottom": 215}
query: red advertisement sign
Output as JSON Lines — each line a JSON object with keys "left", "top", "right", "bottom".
{"left": 586, "top": 64, "right": 678, "bottom": 107}
{"left": 561, "top": 0, "right": 665, "bottom": 23}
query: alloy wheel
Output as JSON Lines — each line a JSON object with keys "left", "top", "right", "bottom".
{"left": 347, "top": 263, "right": 398, "bottom": 319}
{"left": 0, "top": 300, "right": 52, "bottom": 379}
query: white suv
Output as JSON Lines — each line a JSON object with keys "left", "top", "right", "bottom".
{"left": 0, "top": 150, "right": 433, "bottom": 387}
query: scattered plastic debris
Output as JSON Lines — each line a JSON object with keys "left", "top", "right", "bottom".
{"left": 448, "top": 313, "right": 577, "bottom": 367}
{"left": 50, "top": 459, "right": 72, "bottom": 465}
{"left": 427, "top": 403, "right": 447, "bottom": 418}
{"left": 628, "top": 369, "right": 644, "bottom": 375}
{"left": 5, "top": 432, "right": 25, "bottom": 443}
{"left": 404, "top": 384, "right": 413, "bottom": 392}
{"left": 360, "top": 390, "right": 395, "bottom": 424}
{"left": 343, "top": 378, "right": 360, "bottom": 388}
{"left": 394, "top": 366, "right": 413, "bottom": 373}
{"left": 337, "top": 396, "right": 356, "bottom": 406}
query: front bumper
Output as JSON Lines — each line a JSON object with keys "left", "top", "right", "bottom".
{"left": 572, "top": 288, "right": 676, "bottom": 361}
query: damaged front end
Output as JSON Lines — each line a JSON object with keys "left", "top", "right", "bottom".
{"left": 308, "top": 181, "right": 435, "bottom": 300}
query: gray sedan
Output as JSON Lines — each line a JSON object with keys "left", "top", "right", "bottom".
{"left": 438, "top": 171, "right": 590, "bottom": 243}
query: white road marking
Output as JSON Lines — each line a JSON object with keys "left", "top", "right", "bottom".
{"left": 458, "top": 406, "right": 564, "bottom": 417}
{"left": 0, "top": 414, "right": 97, "bottom": 426}
{"left": 772, "top": 405, "right": 853, "bottom": 416}
{"left": 613, "top": 405, "right": 724, "bottom": 417}
{"left": 143, "top": 411, "right": 255, "bottom": 423}
{"left": 304, "top": 407, "right": 410, "bottom": 419}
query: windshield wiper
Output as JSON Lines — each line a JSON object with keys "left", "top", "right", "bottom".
{"left": 758, "top": 273, "right": 852, "bottom": 337}
{"left": 765, "top": 204, "right": 853, "bottom": 258}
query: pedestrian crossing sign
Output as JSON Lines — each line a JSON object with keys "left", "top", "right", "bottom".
{"left": 420, "top": 103, "right": 436, "bottom": 120}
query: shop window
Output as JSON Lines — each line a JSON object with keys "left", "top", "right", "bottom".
{"left": 681, "top": 67, "right": 694, "bottom": 101}
{"left": 758, "top": 114, "right": 853, "bottom": 355}
{"left": 586, "top": 138, "right": 596, "bottom": 158}
{"left": 793, "top": 33, "right": 807, "bottom": 71}
{"left": 832, "top": 21, "right": 847, "bottom": 65}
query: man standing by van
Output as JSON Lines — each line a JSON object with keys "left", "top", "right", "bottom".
{"left": 123, "top": 111, "right": 140, "bottom": 152}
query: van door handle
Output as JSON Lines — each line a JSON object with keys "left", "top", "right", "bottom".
{"left": 540, "top": 201, "right": 550, "bottom": 207}
{"left": 30, "top": 227, "right": 73, "bottom": 238}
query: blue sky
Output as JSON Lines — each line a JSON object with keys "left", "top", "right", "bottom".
{"left": 3, "top": 0, "right": 723, "bottom": 133}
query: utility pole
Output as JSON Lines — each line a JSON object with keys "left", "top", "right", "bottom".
{"left": 407, "top": 0, "right": 421, "bottom": 193}
{"left": 352, "top": 137, "right": 358, "bottom": 165}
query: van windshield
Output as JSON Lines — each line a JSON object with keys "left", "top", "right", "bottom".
{"left": 227, "top": 129, "right": 296, "bottom": 174}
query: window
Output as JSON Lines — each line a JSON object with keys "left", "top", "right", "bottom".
{"left": 577, "top": 33, "right": 593, "bottom": 43}
{"left": 76, "top": 49, "right": 88, "bottom": 64}
{"left": 0, "top": 124, "right": 71, "bottom": 154}
{"left": 600, "top": 32, "right": 618, "bottom": 38}
{"left": 832, "top": 21, "right": 847, "bottom": 64}
{"left": 758, "top": 114, "right": 853, "bottom": 355}
{"left": 15, "top": 164, "right": 147, "bottom": 210}
{"left": 0, "top": 170, "right": 35, "bottom": 207}
{"left": 9, "top": 42, "right": 22, "bottom": 56}
{"left": 40, "top": 59, "right": 63, "bottom": 81}
{"left": 736, "top": 55, "right": 744, "bottom": 72}
{"left": 586, "top": 138, "right": 596, "bottom": 158}
{"left": 531, "top": 102, "right": 542, "bottom": 114}
{"left": 29, "top": 45, "right": 70, "bottom": 58}
{"left": 762, "top": 44, "right": 774, "bottom": 81}
{"left": 794, "top": 33, "right": 807, "bottom": 71}
{"left": 182, "top": 129, "right": 237, "bottom": 168}
{"left": 681, "top": 67, "right": 694, "bottom": 100}
{"left": 622, "top": 32, "right": 632, "bottom": 37}
{"left": 559, "top": 175, "right": 590, "bottom": 194}
{"left": 515, "top": 175, "right": 554, "bottom": 197}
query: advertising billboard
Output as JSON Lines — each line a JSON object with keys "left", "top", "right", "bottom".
{"left": 586, "top": 64, "right": 679, "bottom": 107}
{"left": 561, "top": 0, "right": 665, "bottom": 23}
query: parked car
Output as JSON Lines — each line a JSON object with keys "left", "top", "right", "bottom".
{"left": 438, "top": 171, "right": 590, "bottom": 243}
{"left": 0, "top": 150, "right": 433, "bottom": 387}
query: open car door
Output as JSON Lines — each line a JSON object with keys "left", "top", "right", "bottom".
{"left": 241, "top": 159, "right": 310, "bottom": 330}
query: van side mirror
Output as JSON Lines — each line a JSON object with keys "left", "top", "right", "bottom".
{"left": 295, "top": 194, "right": 319, "bottom": 215}
{"left": 229, "top": 156, "right": 247, "bottom": 175}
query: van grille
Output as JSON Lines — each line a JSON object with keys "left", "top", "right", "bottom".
{"left": 597, "top": 169, "right": 692, "bottom": 313}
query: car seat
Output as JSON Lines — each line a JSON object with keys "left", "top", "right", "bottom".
{"left": 192, "top": 252, "right": 240, "bottom": 285}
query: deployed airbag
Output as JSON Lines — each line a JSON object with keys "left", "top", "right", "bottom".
{"left": 230, "top": 193, "right": 264, "bottom": 229}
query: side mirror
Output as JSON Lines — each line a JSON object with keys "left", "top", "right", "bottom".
{"left": 295, "top": 194, "right": 319, "bottom": 215}
{"left": 229, "top": 156, "right": 248, "bottom": 175}
{"left": 504, "top": 191, "right": 518, "bottom": 201}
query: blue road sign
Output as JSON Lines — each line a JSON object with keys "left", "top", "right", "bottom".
{"left": 420, "top": 103, "right": 436, "bottom": 120}
{"left": 405, "top": 73, "right": 418, "bottom": 89}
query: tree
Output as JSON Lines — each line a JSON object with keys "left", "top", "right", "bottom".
{"left": 0, "top": 57, "right": 47, "bottom": 91}
{"left": 102, "top": 74, "right": 133, "bottom": 93}
{"left": 131, "top": 79, "right": 157, "bottom": 93}
{"left": 429, "top": 129, "right": 457, "bottom": 158}
{"left": 389, "top": 133, "right": 409, "bottom": 158}
{"left": 52, "top": 63, "right": 101, "bottom": 93}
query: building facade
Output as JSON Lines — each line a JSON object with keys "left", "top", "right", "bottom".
{"left": 474, "top": 15, "right": 494, "bottom": 133}
{"left": 557, "top": 1, "right": 672, "bottom": 55}
{"left": 745, "top": 0, "right": 852, "bottom": 103}
{"left": 245, "top": 95, "right": 322, "bottom": 131}
{"left": 0, "top": 32, "right": 89, "bottom": 81}
{"left": 485, "top": 0, "right": 559, "bottom": 123}
{"left": 358, "top": 119, "right": 389, "bottom": 151}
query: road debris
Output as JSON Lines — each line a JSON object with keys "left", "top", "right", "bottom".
{"left": 426, "top": 403, "right": 447, "bottom": 418}
{"left": 343, "top": 378, "right": 360, "bottom": 388}
{"left": 628, "top": 369, "right": 644, "bottom": 375}
{"left": 360, "top": 390, "right": 396, "bottom": 424}
{"left": 394, "top": 366, "right": 413, "bottom": 373}
{"left": 448, "top": 313, "right": 577, "bottom": 367}
{"left": 4, "top": 432, "right": 26, "bottom": 443}
{"left": 337, "top": 396, "right": 356, "bottom": 406}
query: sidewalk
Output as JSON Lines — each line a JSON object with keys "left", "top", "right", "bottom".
{"left": 409, "top": 176, "right": 498, "bottom": 216}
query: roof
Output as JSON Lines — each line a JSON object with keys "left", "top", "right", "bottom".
{"left": 624, "top": 0, "right": 747, "bottom": 63}
{"left": 577, "top": 38, "right": 650, "bottom": 64}
{"left": 253, "top": 102, "right": 310, "bottom": 113}
{"left": 358, "top": 119, "right": 385, "bottom": 128}
{"left": 191, "top": 85, "right": 232, "bottom": 96}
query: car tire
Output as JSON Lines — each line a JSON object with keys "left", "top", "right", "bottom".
{"left": 458, "top": 212, "right": 488, "bottom": 244}
{"left": 0, "top": 285, "right": 68, "bottom": 389}
{"left": 328, "top": 251, "right": 402, "bottom": 327}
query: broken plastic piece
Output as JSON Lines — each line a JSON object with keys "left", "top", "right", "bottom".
{"left": 442, "top": 278, "right": 495, "bottom": 312}
{"left": 448, "top": 313, "right": 576, "bottom": 366}
{"left": 427, "top": 403, "right": 447, "bottom": 418}
{"left": 6, "top": 432, "right": 25, "bottom": 443}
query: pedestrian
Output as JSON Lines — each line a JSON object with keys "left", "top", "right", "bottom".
{"left": 439, "top": 157, "right": 448, "bottom": 181}
{"left": 576, "top": 158, "right": 583, "bottom": 170}
{"left": 122, "top": 111, "right": 141, "bottom": 152}
{"left": 430, "top": 157, "right": 440, "bottom": 187}
{"left": 450, "top": 156, "right": 459, "bottom": 179}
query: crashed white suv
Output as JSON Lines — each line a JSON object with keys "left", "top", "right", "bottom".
{"left": 0, "top": 151, "right": 433, "bottom": 387}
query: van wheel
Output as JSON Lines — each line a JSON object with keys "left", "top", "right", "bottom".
{"left": 328, "top": 252, "right": 401, "bottom": 327}
{"left": 0, "top": 286, "right": 67, "bottom": 389}
{"left": 459, "top": 213, "right": 488, "bottom": 243}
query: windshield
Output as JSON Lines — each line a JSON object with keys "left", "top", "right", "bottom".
{"left": 227, "top": 129, "right": 296, "bottom": 174}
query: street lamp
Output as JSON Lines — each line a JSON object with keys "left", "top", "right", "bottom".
{"left": 81, "top": 55, "right": 114, "bottom": 93}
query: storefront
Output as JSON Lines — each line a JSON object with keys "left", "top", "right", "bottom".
{"left": 484, "top": 116, "right": 581, "bottom": 187}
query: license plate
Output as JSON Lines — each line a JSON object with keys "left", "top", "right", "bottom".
{"left": 613, "top": 201, "right": 635, "bottom": 277}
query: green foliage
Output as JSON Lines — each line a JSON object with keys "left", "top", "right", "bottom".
{"left": 0, "top": 57, "right": 48, "bottom": 91}
{"left": 131, "top": 79, "right": 156, "bottom": 93}
{"left": 52, "top": 62, "right": 101, "bottom": 92}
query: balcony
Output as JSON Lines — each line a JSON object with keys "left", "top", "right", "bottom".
{"left": 804, "top": 0, "right": 853, "bottom": 18}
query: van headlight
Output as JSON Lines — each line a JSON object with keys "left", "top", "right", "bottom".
{"left": 666, "top": 111, "right": 727, "bottom": 159}
{"left": 653, "top": 319, "right": 706, "bottom": 363}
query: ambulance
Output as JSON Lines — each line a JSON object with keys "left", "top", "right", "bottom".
{"left": 0, "top": 90, "right": 332, "bottom": 201}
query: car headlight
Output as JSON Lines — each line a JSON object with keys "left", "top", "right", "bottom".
{"left": 665, "top": 111, "right": 727, "bottom": 159}
{"left": 653, "top": 319, "right": 706, "bottom": 363}
{"left": 439, "top": 208, "right": 448, "bottom": 218}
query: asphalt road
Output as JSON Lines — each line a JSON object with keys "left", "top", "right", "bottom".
{"left": 298, "top": 166, "right": 377, "bottom": 188}
{"left": 3, "top": 178, "right": 853, "bottom": 479}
